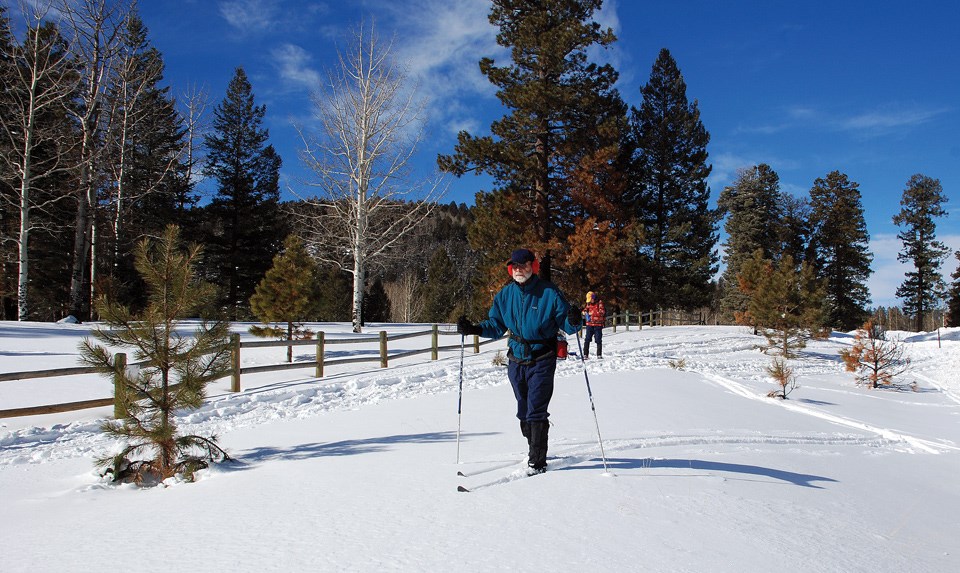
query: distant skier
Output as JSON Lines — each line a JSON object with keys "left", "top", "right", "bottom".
{"left": 582, "top": 291, "right": 606, "bottom": 359}
{"left": 457, "top": 248, "right": 581, "bottom": 474}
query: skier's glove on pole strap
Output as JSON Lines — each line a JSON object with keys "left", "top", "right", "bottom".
{"left": 457, "top": 315, "right": 482, "bottom": 336}
{"left": 568, "top": 305, "right": 581, "bottom": 327}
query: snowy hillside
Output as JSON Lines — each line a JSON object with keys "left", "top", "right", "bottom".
{"left": 2, "top": 323, "right": 959, "bottom": 572}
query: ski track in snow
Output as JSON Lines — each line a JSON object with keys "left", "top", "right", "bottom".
{"left": 2, "top": 327, "right": 957, "bottom": 466}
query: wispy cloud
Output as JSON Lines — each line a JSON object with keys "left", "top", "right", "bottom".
{"left": 364, "top": 0, "right": 503, "bottom": 137}
{"left": 839, "top": 106, "right": 949, "bottom": 132}
{"left": 270, "top": 43, "right": 322, "bottom": 90}
{"left": 218, "top": 0, "right": 281, "bottom": 33}
{"left": 735, "top": 103, "right": 951, "bottom": 137}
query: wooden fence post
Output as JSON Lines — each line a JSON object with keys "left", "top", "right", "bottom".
{"left": 315, "top": 331, "right": 325, "bottom": 378}
{"left": 113, "top": 352, "right": 126, "bottom": 419}
{"left": 431, "top": 324, "right": 439, "bottom": 360}
{"left": 231, "top": 333, "right": 241, "bottom": 392}
{"left": 626, "top": 310, "right": 631, "bottom": 331}
{"left": 380, "top": 331, "right": 388, "bottom": 368}
{"left": 472, "top": 334, "right": 480, "bottom": 353}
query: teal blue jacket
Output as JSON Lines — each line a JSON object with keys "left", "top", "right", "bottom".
{"left": 477, "top": 275, "right": 580, "bottom": 362}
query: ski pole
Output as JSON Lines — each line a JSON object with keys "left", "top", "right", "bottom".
{"left": 573, "top": 329, "right": 610, "bottom": 474}
{"left": 456, "top": 333, "right": 465, "bottom": 464}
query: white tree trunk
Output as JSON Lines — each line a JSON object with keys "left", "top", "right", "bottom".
{"left": 294, "top": 22, "right": 446, "bottom": 332}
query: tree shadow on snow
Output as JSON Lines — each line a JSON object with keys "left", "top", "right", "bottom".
{"left": 566, "top": 457, "right": 838, "bottom": 489}
{"left": 219, "top": 431, "right": 498, "bottom": 472}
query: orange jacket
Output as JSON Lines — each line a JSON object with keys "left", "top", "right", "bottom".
{"left": 583, "top": 301, "right": 606, "bottom": 327}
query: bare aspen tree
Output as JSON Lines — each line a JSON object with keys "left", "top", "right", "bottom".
{"left": 385, "top": 270, "right": 424, "bottom": 323}
{"left": 178, "top": 83, "right": 208, "bottom": 206}
{"left": 59, "top": 0, "right": 130, "bottom": 321}
{"left": 295, "top": 23, "right": 445, "bottom": 332}
{"left": 0, "top": 0, "right": 79, "bottom": 321}
{"left": 103, "top": 13, "right": 181, "bottom": 270}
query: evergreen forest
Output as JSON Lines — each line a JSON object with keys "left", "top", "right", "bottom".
{"left": 1, "top": 0, "right": 956, "bottom": 331}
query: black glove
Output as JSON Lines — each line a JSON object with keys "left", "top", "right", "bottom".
{"left": 568, "top": 305, "right": 581, "bottom": 327}
{"left": 457, "top": 315, "right": 482, "bottom": 336}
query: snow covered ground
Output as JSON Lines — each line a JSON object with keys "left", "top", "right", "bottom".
{"left": 2, "top": 321, "right": 959, "bottom": 572}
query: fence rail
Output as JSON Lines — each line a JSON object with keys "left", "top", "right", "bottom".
{"left": 1, "top": 313, "right": 706, "bottom": 419}
{"left": 0, "top": 325, "right": 502, "bottom": 419}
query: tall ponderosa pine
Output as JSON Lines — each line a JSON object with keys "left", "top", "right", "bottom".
{"left": 945, "top": 250, "right": 960, "bottom": 327}
{"left": 438, "top": 0, "right": 624, "bottom": 296}
{"left": 249, "top": 235, "right": 321, "bottom": 363}
{"left": 717, "top": 164, "right": 782, "bottom": 320}
{"left": 808, "top": 171, "right": 873, "bottom": 331}
{"left": 630, "top": 48, "right": 719, "bottom": 311}
{"left": 777, "top": 194, "right": 813, "bottom": 266}
{"left": 893, "top": 174, "right": 949, "bottom": 331}
{"left": 203, "top": 67, "right": 285, "bottom": 320}
{"left": 80, "top": 225, "right": 231, "bottom": 485}
{"left": 563, "top": 132, "right": 639, "bottom": 310}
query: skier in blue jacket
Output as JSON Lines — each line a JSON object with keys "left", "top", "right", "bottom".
{"left": 457, "top": 248, "right": 581, "bottom": 474}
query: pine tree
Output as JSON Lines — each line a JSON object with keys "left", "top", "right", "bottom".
{"left": 249, "top": 235, "right": 321, "bottom": 362}
{"left": 563, "top": 121, "right": 640, "bottom": 310}
{"left": 947, "top": 251, "right": 960, "bottom": 327}
{"left": 717, "top": 164, "right": 782, "bottom": 320}
{"left": 418, "top": 248, "right": 462, "bottom": 323}
{"left": 203, "top": 67, "right": 286, "bottom": 320}
{"left": 79, "top": 225, "right": 231, "bottom": 485}
{"left": 737, "top": 251, "right": 825, "bottom": 357}
{"left": 776, "top": 194, "right": 813, "bottom": 266}
{"left": 808, "top": 171, "right": 873, "bottom": 331}
{"left": 315, "top": 264, "right": 353, "bottom": 322}
{"left": 363, "top": 276, "right": 391, "bottom": 323}
{"left": 893, "top": 174, "right": 949, "bottom": 331}
{"left": 630, "top": 48, "right": 719, "bottom": 310}
{"left": 840, "top": 320, "right": 910, "bottom": 389}
{"left": 438, "top": 0, "right": 625, "bottom": 286}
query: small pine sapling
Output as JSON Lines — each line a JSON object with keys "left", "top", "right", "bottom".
{"left": 839, "top": 320, "right": 910, "bottom": 389}
{"left": 80, "top": 226, "right": 232, "bottom": 485}
{"left": 766, "top": 357, "right": 797, "bottom": 399}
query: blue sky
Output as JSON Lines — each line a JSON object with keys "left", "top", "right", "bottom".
{"left": 133, "top": 0, "right": 959, "bottom": 309}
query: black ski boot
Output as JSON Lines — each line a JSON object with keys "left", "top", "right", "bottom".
{"left": 527, "top": 421, "right": 549, "bottom": 475}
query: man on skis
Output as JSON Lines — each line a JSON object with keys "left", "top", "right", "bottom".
{"left": 457, "top": 248, "right": 581, "bottom": 474}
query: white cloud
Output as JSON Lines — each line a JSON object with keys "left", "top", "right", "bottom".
{"left": 363, "top": 0, "right": 503, "bottom": 135}
{"left": 270, "top": 43, "right": 322, "bottom": 90}
{"left": 218, "top": 0, "right": 280, "bottom": 33}
{"left": 839, "top": 106, "right": 949, "bottom": 132}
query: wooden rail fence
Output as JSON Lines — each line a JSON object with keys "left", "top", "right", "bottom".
{"left": 1, "top": 312, "right": 704, "bottom": 419}
{"left": 0, "top": 325, "right": 503, "bottom": 419}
